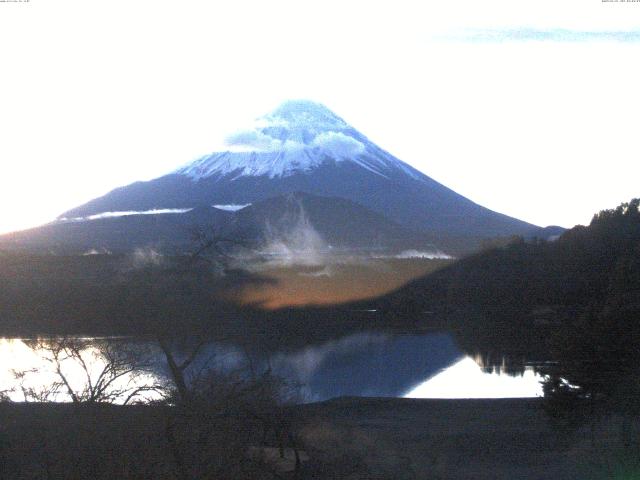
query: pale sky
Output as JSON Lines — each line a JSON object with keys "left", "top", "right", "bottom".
{"left": 1, "top": 0, "right": 639, "bottom": 234}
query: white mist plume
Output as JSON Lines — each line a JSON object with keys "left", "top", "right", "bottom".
{"left": 132, "top": 247, "right": 163, "bottom": 267}
{"left": 298, "top": 266, "right": 333, "bottom": 277}
{"left": 82, "top": 248, "right": 112, "bottom": 256}
{"left": 370, "top": 249, "right": 453, "bottom": 260}
{"left": 259, "top": 201, "right": 329, "bottom": 267}
{"left": 387, "top": 249, "right": 453, "bottom": 260}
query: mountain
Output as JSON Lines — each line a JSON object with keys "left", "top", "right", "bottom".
{"left": 59, "top": 100, "right": 538, "bottom": 243}
{"left": 0, "top": 192, "right": 442, "bottom": 256}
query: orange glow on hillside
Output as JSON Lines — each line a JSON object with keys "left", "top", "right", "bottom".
{"left": 235, "top": 259, "right": 449, "bottom": 309}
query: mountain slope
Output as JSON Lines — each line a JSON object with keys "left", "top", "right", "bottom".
{"left": 0, "top": 192, "right": 441, "bottom": 255}
{"left": 60, "top": 100, "right": 538, "bottom": 239}
{"left": 0, "top": 207, "right": 234, "bottom": 254}
{"left": 230, "top": 191, "right": 439, "bottom": 253}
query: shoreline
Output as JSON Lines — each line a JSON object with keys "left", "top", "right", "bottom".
{"left": 0, "top": 397, "right": 634, "bottom": 479}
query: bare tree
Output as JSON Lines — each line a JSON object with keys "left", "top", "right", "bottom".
{"left": 12, "top": 367, "right": 61, "bottom": 402}
{"left": 20, "top": 337, "right": 166, "bottom": 404}
{"left": 188, "top": 226, "right": 243, "bottom": 266}
{"left": 157, "top": 336, "right": 211, "bottom": 404}
{"left": 127, "top": 230, "right": 306, "bottom": 478}
{"left": 153, "top": 335, "right": 307, "bottom": 479}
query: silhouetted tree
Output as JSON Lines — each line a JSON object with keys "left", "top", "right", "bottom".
{"left": 539, "top": 199, "right": 640, "bottom": 444}
{"left": 19, "top": 337, "right": 164, "bottom": 404}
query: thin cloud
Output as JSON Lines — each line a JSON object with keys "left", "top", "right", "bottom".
{"left": 444, "top": 28, "right": 640, "bottom": 43}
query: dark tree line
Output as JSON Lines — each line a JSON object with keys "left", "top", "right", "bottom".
{"left": 538, "top": 199, "right": 640, "bottom": 442}
{"left": 375, "top": 199, "right": 640, "bottom": 438}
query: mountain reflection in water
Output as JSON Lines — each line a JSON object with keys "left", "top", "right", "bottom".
{"left": 0, "top": 332, "right": 542, "bottom": 402}
{"left": 405, "top": 357, "right": 543, "bottom": 399}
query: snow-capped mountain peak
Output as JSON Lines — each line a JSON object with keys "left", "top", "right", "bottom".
{"left": 175, "top": 100, "right": 421, "bottom": 181}
{"left": 54, "top": 99, "right": 538, "bottom": 244}
{"left": 263, "top": 99, "right": 349, "bottom": 133}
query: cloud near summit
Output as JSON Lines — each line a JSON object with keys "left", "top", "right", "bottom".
{"left": 225, "top": 127, "right": 366, "bottom": 157}
{"left": 225, "top": 129, "right": 287, "bottom": 151}
{"left": 311, "top": 132, "right": 366, "bottom": 157}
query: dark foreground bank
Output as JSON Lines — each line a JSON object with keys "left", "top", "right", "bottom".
{"left": 0, "top": 398, "right": 637, "bottom": 480}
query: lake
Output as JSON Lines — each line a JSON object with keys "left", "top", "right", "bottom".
{"left": 0, "top": 332, "right": 542, "bottom": 403}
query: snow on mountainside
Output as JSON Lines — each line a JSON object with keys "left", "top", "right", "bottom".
{"left": 175, "top": 100, "right": 422, "bottom": 181}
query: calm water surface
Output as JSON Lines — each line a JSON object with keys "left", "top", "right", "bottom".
{"left": 0, "top": 333, "right": 542, "bottom": 403}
